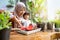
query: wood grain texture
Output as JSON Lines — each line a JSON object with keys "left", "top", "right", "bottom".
{"left": 10, "top": 31, "right": 55, "bottom": 40}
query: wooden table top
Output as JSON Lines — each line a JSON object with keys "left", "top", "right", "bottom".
{"left": 10, "top": 31, "right": 56, "bottom": 40}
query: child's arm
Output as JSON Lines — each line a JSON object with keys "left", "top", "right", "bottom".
{"left": 13, "top": 17, "right": 22, "bottom": 27}
{"left": 10, "top": 13, "right": 23, "bottom": 27}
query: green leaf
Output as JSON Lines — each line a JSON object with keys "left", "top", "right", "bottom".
{"left": 0, "top": 11, "right": 12, "bottom": 30}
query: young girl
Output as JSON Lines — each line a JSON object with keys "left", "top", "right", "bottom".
{"left": 10, "top": 2, "right": 26, "bottom": 28}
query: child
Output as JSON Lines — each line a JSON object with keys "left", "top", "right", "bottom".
{"left": 22, "top": 12, "right": 31, "bottom": 27}
{"left": 10, "top": 2, "right": 26, "bottom": 28}
{"left": 20, "top": 12, "right": 37, "bottom": 31}
{"left": 14, "top": 2, "right": 26, "bottom": 28}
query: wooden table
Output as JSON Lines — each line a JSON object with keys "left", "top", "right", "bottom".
{"left": 10, "top": 31, "right": 56, "bottom": 40}
{"left": 51, "top": 32, "right": 60, "bottom": 40}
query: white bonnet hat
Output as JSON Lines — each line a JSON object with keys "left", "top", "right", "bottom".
{"left": 16, "top": 2, "right": 26, "bottom": 7}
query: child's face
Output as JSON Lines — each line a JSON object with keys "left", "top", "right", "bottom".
{"left": 19, "top": 10, "right": 25, "bottom": 16}
{"left": 18, "top": 9, "right": 25, "bottom": 16}
{"left": 24, "top": 15, "right": 29, "bottom": 20}
{"left": 16, "top": 7, "right": 26, "bottom": 17}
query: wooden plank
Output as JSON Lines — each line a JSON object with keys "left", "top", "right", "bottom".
{"left": 10, "top": 31, "right": 54, "bottom": 40}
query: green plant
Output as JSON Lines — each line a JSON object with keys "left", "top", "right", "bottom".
{"left": 54, "top": 10, "right": 60, "bottom": 28}
{"left": 54, "top": 19, "right": 60, "bottom": 28}
{"left": 0, "top": 11, "right": 12, "bottom": 30}
{"left": 33, "top": 16, "right": 42, "bottom": 23}
{"left": 26, "top": 0, "right": 46, "bottom": 23}
{"left": 6, "top": 0, "right": 14, "bottom": 7}
{"left": 57, "top": 10, "right": 60, "bottom": 14}
{"left": 8, "top": 0, "right": 14, "bottom": 5}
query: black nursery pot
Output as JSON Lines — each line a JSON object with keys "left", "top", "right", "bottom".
{"left": 0, "top": 27, "right": 11, "bottom": 40}
{"left": 36, "top": 22, "right": 45, "bottom": 31}
{"left": 55, "top": 23, "right": 60, "bottom": 32}
{"left": 47, "top": 22, "right": 53, "bottom": 30}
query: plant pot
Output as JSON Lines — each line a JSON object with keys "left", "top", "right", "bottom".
{"left": 36, "top": 22, "right": 45, "bottom": 31}
{"left": 47, "top": 22, "right": 53, "bottom": 30}
{"left": 55, "top": 23, "right": 60, "bottom": 28}
{"left": 55, "top": 28, "right": 60, "bottom": 32}
{"left": 0, "top": 27, "right": 11, "bottom": 40}
{"left": 55, "top": 23, "right": 60, "bottom": 32}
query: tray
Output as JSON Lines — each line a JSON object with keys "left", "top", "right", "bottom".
{"left": 16, "top": 28, "right": 41, "bottom": 35}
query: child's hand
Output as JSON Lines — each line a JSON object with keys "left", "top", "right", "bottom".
{"left": 13, "top": 16, "right": 23, "bottom": 27}
{"left": 17, "top": 20, "right": 23, "bottom": 28}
